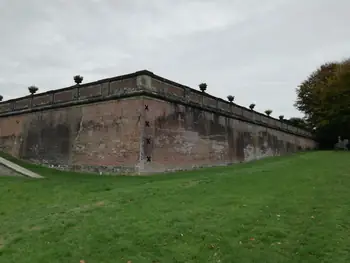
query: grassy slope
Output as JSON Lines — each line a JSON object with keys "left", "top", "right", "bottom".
{"left": 1, "top": 151, "right": 350, "bottom": 263}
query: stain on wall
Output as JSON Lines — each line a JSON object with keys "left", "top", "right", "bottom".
{"left": 0, "top": 70, "right": 316, "bottom": 175}
{"left": 0, "top": 98, "right": 142, "bottom": 174}
{"left": 141, "top": 97, "right": 316, "bottom": 173}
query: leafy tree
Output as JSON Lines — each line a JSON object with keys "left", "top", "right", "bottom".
{"left": 286, "top": 117, "right": 308, "bottom": 129}
{"left": 295, "top": 58, "right": 350, "bottom": 148}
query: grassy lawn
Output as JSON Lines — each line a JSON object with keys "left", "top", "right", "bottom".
{"left": 1, "top": 151, "right": 350, "bottom": 263}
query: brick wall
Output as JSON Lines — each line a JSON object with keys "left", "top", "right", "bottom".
{"left": 0, "top": 70, "right": 316, "bottom": 175}
{"left": 0, "top": 98, "right": 142, "bottom": 174}
{"left": 140, "top": 97, "right": 315, "bottom": 174}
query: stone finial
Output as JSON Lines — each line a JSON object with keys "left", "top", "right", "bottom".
{"left": 74, "top": 75, "right": 83, "bottom": 85}
{"left": 28, "top": 86, "right": 38, "bottom": 95}
{"left": 227, "top": 95, "right": 234, "bottom": 103}
{"left": 199, "top": 83, "right": 207, "bottom": 92}
{"left": 265, "top": 109, "right": 272, "bottom": 116}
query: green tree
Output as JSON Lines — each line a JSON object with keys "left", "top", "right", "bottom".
{"left": 286, "top": 117, "right": 308, "bottom": 130}
{"left": 295, "top": 59, "right": 350, "bottom": 148}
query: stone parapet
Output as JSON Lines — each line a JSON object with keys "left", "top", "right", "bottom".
{"left": 0, "top": 70, "right": 312, "bottom": 138}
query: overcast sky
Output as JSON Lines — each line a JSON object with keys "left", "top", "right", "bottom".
{"left": 0, "top": 0, "right": 349, "bottom": 118}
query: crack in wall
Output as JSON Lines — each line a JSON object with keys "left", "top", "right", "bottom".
{"left": 73, "top": 111, "right": 85, "bottom": 153}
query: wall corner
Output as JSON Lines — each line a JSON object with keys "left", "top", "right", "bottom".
{"left": 136, "top": 74, "right": 153, "bottom": 92}
{"left": 136, "top": 96, "right": 146, "bottom": 175}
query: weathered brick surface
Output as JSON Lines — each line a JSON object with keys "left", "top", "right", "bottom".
{"left": 0, "top": 98, "right": 142, "bottom": 174}
{"left": 110, "top": 78, "right": 137, "bottom": 95}
{"left": 218, "top": 100, "right": 230, "bottom": 112}
{"left": 0, "top": 115, "right": 25, "bottom": 156}
{"left": 242, "top": 107, "right": 253, "bottom": 119}
{"left": 15, "top": 98, "right": 30, "bottom": 110}
{"left": 33, "top": 94, "right": 52, "bottom": 107}
{"left": 71, "top": 98, "right": 141, "bottom": 168}
{"left": 79, "top": 84, "right": 102, "bottom": 99}
{"left": 54, "top": 90, "right": 73, "bottom": 103}
{"left": 203, "top": 96, "right": 217, "bottom": 109}
{"left": 152, "top": 79, "right": 185, "bottom": 98}
{"left": 140, "top": 97, "right": 316, "bottom": 173}
{"left": 0, "top": 70, "right": 316, "bottom": 175}
{"left": 0, "top": 103, "right": 12, "bottom": 113}
{"left": 101, "top": 82, "right": 110, "bottom": 97}
{"left": 166, "top": 84, "right": 184, "bottom": 98}
{"left": 188, "top": 91, "right": 201, "bottom": 105}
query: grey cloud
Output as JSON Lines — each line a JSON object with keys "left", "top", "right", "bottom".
{"left": 0, "top": 0, "right": 349, "bottom": 118}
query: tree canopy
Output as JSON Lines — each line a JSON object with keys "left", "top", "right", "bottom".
{"left": 295, "top": 59, "right": 350, "bottom": 148}
{"left": 285, "top": 117, "right": 308, "bottom": 130}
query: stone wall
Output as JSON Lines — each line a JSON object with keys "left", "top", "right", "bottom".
{"left": 138, "top": 72, "right": 316, "bottom": 173}
{"left": 140, "top": 97, "right": 315, "bottom": 173}
{"left": 0, "top": 70, "right": 316, "bottom": 175}
{"left": 0, "top": 71, "right": 144, "bottom": 174}
{"left": 0, "top": 98, "right": 142, "bottom": 174}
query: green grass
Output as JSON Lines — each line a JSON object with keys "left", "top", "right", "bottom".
{"left": 1, "top": 151, "right": 350, "bottom": 263}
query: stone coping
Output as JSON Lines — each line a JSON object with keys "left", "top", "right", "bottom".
{"left": 0, "top": 70, "right": 312, "bottom": 138}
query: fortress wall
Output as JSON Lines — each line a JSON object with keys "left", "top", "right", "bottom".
{"left": 0, "top": 98, "right": 142, "bottom": 174}
{"left": 0, "top": 73, "right": 144, "bottom": 174}
{"left": 140, "top": 96, "right": 316, "bottom": 173}
{"left": 0, "top": 70, "right": 316, "bottom": 175}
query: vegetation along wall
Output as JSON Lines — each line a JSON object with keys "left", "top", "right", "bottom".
{"left": 0, "top": 70, "right": 316, "bottom": 175}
